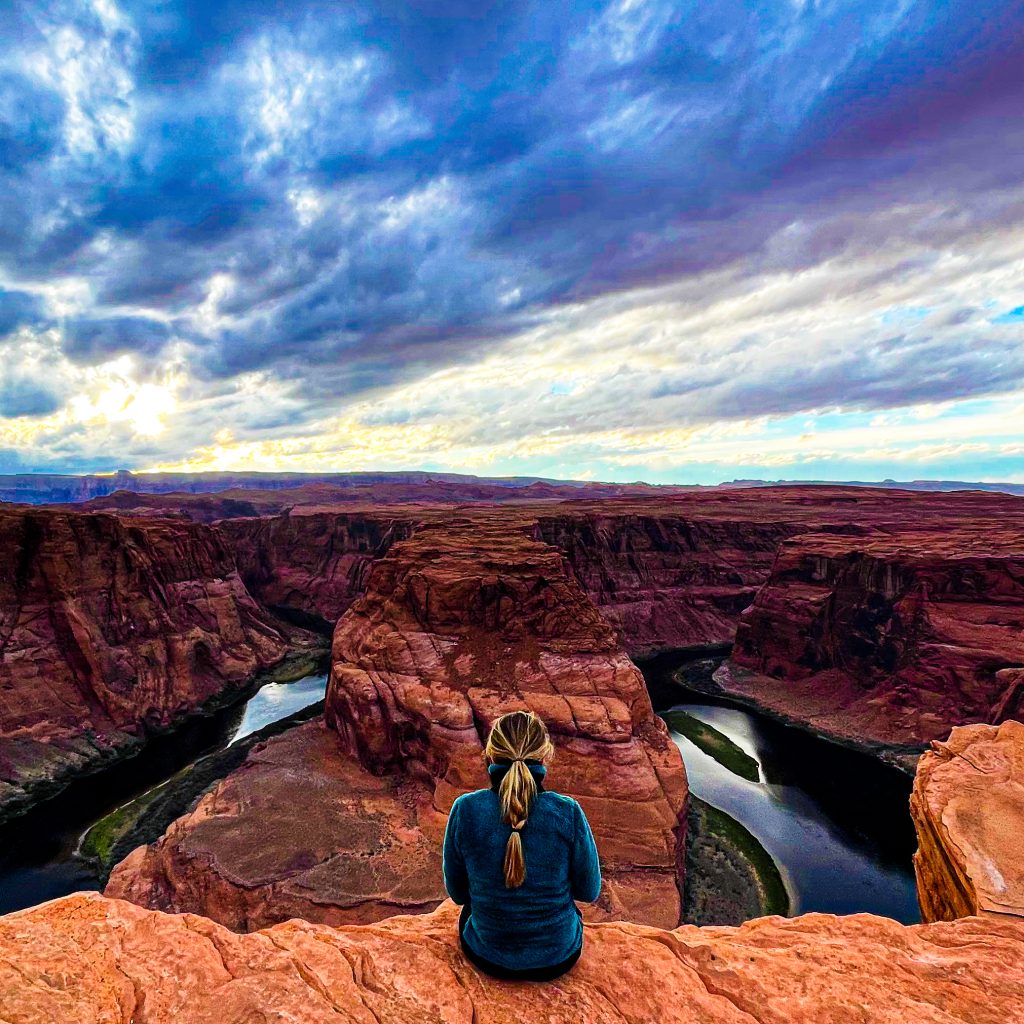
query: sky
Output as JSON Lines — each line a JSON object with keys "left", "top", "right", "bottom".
{"left": 0, "top": 0, "right": 1023, "bottom": 483}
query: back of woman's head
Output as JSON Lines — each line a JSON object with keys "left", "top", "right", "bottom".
{"left": 483, "top": 710, "right": 555, "bottom": 888}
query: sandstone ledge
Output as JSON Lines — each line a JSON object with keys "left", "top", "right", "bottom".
{"left": 2, "top": 893, "right": 1024, "bottom": 1023}
{"left": 912, "top": 720, "right": 1024, "bottom": 923}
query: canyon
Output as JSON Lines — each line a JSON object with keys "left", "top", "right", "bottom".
{"left": 717, "top": 515, "right": 1024, "bottom": 763}
{"left": 4, "top": 659, "right": 1023, "bottom": 1021}
{"left": 107, "top": 513, "right": 688, "bottom": 929}
{"left": 1, "top": 481, "right": 1023, "bottom": 1020}
{"left": 0, "top": 507, "right": 314, "bottom": 823}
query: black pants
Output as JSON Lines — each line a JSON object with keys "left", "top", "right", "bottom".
{"left": 458, "top": 903, "right": 582, "bottom": 982}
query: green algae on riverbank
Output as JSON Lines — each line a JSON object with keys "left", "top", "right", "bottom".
{"left": 78, "top": 696, "right": 327, "bottom": 880}
{"left": 661, "top": 709, "right": 760, "bottom": 782}
{"left": 685, "top": 796, "right": 790, "bottom": 923}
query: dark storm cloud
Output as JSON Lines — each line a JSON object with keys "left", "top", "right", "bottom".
{"left": 62, "top": 316, "right": 172, "bottom": 363}
{"left": 2, "top": 0, "right": 1024, "bottom": 427}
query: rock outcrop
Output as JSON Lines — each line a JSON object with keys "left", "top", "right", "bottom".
{"left": 0, "top": 509, "right": 296, "bottom": 821}
{"left": 106, "top": 512, "right": 689, "bottom": 930}
{"left": 106, "top": 719, "right": 446, "bottom": 930}
{"left": 911, "top": 720, "right": 1024, "bottom": 923}
{"left": 325, "top": 514, "right": 688, "bottom": 927}
{"left": 716, "top": 522, "right": 1024, "bottom": 759}
{"left": 3, "top": 893, "right": 1024, "bottom": 1024}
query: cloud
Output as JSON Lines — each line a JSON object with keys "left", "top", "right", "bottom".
{"left": 0, "top": 0, "right": 1022, "bottom": 476}
{"left": 62, "top": 315, "right": 172, "bottom": 363}
{"left": 0, "top": 289, "right": 46, "bottom": 337}
{"left": 0, "top": 377, "right": 63, "bottom": 418}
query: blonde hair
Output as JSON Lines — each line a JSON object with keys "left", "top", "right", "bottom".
{"left": 483, "top": 710, "right": 555, "bottom": 888}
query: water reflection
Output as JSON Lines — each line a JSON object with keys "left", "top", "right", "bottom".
{"left": 0, "top": 671, "right": 327, "bottom": 915}
{"left": 641, "top": 655, "right": 920, "bottom": 923}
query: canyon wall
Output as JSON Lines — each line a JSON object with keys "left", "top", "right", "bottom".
{"left": 3, "top": 893, "right": 1024, "bottom": 1024}
{"left": 535, "top": 511, "right": 799, "bottom": 655}
{"left": 0, "top": 509, "right": 296, "bottom": 821}
{"left": 107, "top": 511, "right": 689, "bottom": 930}
{"left": 217, "top": 509, "right": 418, "bottom": 626}
{"left": 912, "top": 720, "right": 1024, "bottom": 923}
{"left": 717, "top": 522, "right": 1024, "bottom": 760}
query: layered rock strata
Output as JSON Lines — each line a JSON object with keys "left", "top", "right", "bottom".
{"left": 0, "top": 509, "right": 294, "bottom": 821}
{"left": 717, "top": 524, "right": 1024, "bottom": 758}
{"left": 3, "top": 893, "right": 1024, "bottom": 1024}
{"left": 218, "top": 509, "right": 417, "bottom": 627}
{"left": 324, "top": 515, "right": 689, "bottom": 927}
{"left": 535, "top": 511, "right": 799, "bottom": 655}
{"left": 911, "top": 720, "right": 1024, "bottom": 923}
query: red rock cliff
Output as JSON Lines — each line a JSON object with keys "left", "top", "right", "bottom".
{"left": 0, "top": 508, "right": 293, "bottom": 820}
{"left": 3, "top": 893, "right": 1024, "bottom": 1024}
{"left": 325, "top": 513, "right": 688, "bottom": 927}
{"left": 911, "top": 720, "right": 1024, "bottom": 923}
{"left": 217, "top": 508, "right": 417, "bottom": 626}
{"left": 717, "top": 522, "right": 1024, "bottom": 757}
{"left": 535, "top": 511, "right": 800, "bottom": 655}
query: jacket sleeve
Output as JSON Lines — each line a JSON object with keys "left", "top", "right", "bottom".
{"left": 442, "top": 798, "right": 469, "bottom": 905}
{"left": 570, "top": 799, "right": 602, "bottom": 903}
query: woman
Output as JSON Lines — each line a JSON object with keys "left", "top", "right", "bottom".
{"left": 442, "top": 710, "right": 602, "bottom": 981}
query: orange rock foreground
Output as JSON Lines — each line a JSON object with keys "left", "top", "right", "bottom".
{"left": 2, "top": 893, "right": 1024, "bottom": 1024}
{"left": 912, "top": 720, "right": 1024, "bottom": 923}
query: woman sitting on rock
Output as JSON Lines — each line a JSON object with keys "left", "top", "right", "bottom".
{"left": 442, "top": 709, "right": 602, "bottom": 981}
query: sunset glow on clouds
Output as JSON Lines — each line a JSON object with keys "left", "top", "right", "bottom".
{"left": 1, "top": 1, "right": 1023, "bottom": 482}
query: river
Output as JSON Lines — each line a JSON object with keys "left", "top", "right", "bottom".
{"left": 640, "top": 651, "right": 921, "bottom": 923}
{"left": 0, "top": 672, "right": 328, "bottom": 916}
{"left": 1, "top": 654, "right": 922, "bottom": 923}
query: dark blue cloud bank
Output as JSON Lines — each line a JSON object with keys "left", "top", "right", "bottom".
{"left": 0, "top": 0, "right": 1023, "bottom": 479}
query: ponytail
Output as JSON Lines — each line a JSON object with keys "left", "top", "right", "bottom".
{"left": 499, "top": 759, "right": 536, "bottom": 888}
{"left": 483, "top": 710, "right": 554, "bottom": 889}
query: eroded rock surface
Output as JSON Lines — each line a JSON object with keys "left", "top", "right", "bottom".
{"left": 912, "top": 720, "right": 1024, "bottom": 923}
{"left": 3, "top": 893, "right": 1024, "bottom": 1024}
{"left": 219, "top": 508, "right": 417, "bottom": 627}
{"left": 325, "top": 514, "right": 688, "bottom": 927}
{"left": 717, "top": 523, "right": 1024, "bottom": 758}
{"left": 106, "top": 720, "right": 446, "bottom": 930}
{"left": 535, "top": 511, "right": 798, "bottom": 656}
{"left": 0, "top": 509, "right": 295, "bottom": 821}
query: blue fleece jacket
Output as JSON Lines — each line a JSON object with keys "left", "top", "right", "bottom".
{"left": 442, "top": 763, "right": 602, "bottom": 971}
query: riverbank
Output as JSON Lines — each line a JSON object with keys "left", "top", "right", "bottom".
{"left": 0, "top": 635, "right": 329, "bottom": 828}
{"left": 0, "top": 650, "right": 330, "bottom": 915}
{"left": 709, "top": 662, "right": 926, "bottom": 775}
{"left": 639, "top": 648, "right": 920, "bottom": 925}
{"left": 683, "top": 795, "right": 789, "bottom": 923}
{"left": 80, "top": 694, "right": 327, "bottom": 880}
{"left": 642, "top": 646, "right": 924, "bottom": 774}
